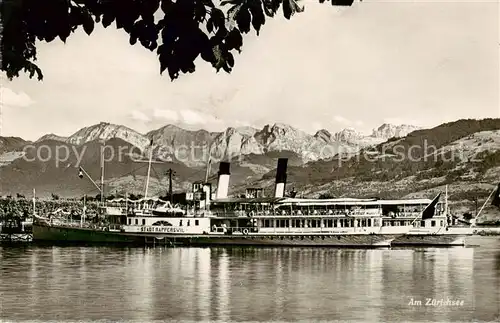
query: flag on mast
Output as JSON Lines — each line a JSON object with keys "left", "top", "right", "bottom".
{"left": 422, "top": 193, "right": 441, "bottom": 220}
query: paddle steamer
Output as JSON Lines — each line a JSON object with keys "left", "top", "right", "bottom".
{"left": 33, "top": 157, "right": 473, "bottom": 247}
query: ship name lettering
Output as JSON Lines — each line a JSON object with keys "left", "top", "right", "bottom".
{"left": 140, "top": 226, "right": 185, "bottom": 233}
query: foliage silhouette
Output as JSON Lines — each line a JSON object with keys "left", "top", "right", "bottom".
{"left": 1, "top": 0, "right": 355, "bottom": 81}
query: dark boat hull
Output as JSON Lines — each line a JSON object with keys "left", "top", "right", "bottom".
{"left": 33, "top": 224, "right": 469, "bottom": 247}
{"left": 391, "top": 234, "right": 467, "bottom": 246}
{"left": 32, "top": 224, "right": 396, "bottom": 247}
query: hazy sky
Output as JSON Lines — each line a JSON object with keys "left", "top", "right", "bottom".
{"left": 1, "top": 0, "right": 499, "bottom": 140}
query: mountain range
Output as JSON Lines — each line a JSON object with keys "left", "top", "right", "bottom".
{"left": 32, "top": 122, "right": 420, "bottom": 166}
{"left": 1, "top": 118, "right": 500, "bottom": 222}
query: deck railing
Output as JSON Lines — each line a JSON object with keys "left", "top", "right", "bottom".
{"left": 208, "top": 211, "right": 441, "bottom": 218}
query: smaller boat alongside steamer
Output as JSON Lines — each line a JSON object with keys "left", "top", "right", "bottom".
{"left": 33, "top": 155, "right": 474, "bottom": 247}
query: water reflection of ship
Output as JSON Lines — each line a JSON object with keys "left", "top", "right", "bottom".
{"left": 205, "top": 248, "right": 385, "bottom": 321}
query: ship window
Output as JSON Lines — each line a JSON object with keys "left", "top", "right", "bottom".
{"left": 440, "top": 220, "right": 443, "bottom": 226}
{"left": 142, "top": 219, "right": 146, "bottom": 225}
{"left": 187, "top": 220, "right": 190, "bottom": 226}
{"left": 195, "top": 220, "right": 199, "bottom": 226}
{"left": 420, "top": 221, "right": 425, "bottom": 227}
{"left": 180, "top": 220, "right": 183, "bottom": 226}
{"left": 431, "top": 220, "right": 436, "bottom": 227}
{"left": 334, "top": 220, "right": 337, "bottom": 227}
{"left": 128, "top": 219, "right": 131, "bottom": 225}
{"left": 135, "top": 219, "right": 138, "bottom": 225}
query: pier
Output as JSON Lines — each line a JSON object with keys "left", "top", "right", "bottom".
{"left": 0, "top": 233, "right": 33, "bottom": 243}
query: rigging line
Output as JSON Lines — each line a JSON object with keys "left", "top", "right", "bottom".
{"left": 78, "top": 164, "right": 150, "bottom": 198}
{"left": 150, "top": 165, "right": 164, "bottom": 181}
{"left": 183, "top": 167, "right": 219, "bottom": 183}
{"left": 103, "top": 164, "right": 150, "bottom": 186}
{"left": 180, "top": 169, "right": 206, "bottom": 182}
{"left": 150, "top": 166, "right": 168, "bottom": 193}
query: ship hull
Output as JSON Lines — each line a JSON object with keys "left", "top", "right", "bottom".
{"left": 182, "top": 234, "right": 396, "bottom": 247}
{"left": 33, "top": 224, "right": 471, "bottom": 247}
{"left": 33, "top": 224, "right": 395, "bottom": 247}
{"left": 391, "top": 234, "right": 467, "bottom": 246}
{"left": 33, "top": 223, "right": 143, "bottom": 244}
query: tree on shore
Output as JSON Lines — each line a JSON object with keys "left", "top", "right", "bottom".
{"left": 1, "top": 0, "right": 355, "bottom": 81}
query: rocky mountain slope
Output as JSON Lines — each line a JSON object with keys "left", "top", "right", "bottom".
{"left": 66, "top": 122, "right": 151, "bottom": 151}
{"left": 0, "top": 136, "right": 28, "bottom": 154}
{"left": 25, "top": 121, "right": 377, "bottom": 167}
{"left": 35, "top": 134, "right": 68, "bottom": 143}
{"left": 371, "top": 123, "right": 421, "bottom": 140}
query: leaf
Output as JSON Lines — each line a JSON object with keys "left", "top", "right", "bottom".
{"left": 222, "top": 62, "right": 231, "bottom": 73}
{"left": 262, "top": 0, "right": 280, "bottom": 17}
{"left": 141, "top": 0, "right": 161, "bottom": 19}
{"left": 224, "top": 28, "right": 243, "bottom": 52}
{"left": 220, "top": 0, "right": 237, "bottom": 6}
{"left": 194, "top": 2, "right": 207, "bottom": 21}
{"left": 160, "top": 0, "right": 174, "bottom": 14}
{"left": 82, "top": 13, "right": 95, "bottom": 35}
{"left": 102, "top": 13, "right": 115, "bottom": 28}
{"left": 235, "top": 7, "right": 251, "bottom": 33}
{"left": 249, "top": 2, "right": 265, "bottom": 35}
{"left": 167, "top": 65, "right": 179, "bottom": 81}
{"left": 282, "top": 0, "right": 304, "bottom": 20}
{"left": 207, "top": 18, "right": 214, "bottom": 33}
{"left": 331, "top": 0, "right": 355, "bottom": 5}
{"left": 225, "top": 52, "right": 234, "bottom": 68}
{"left": 200, "top": 44, "right": 215, "bottom": 63}
{"left": 210, "top": 8, "right": 225, "bottom": 29}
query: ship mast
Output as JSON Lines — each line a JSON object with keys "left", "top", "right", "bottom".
{"left": 204, "top": 158, "right": 211, "bottom": 210}
{"left": 445, "top": 185, "right": 448, "bottom": 216}
{"left": 32, "top": 188, "right": 36, "bottom": 217}
{"left": 205, "top": 158, "right": 211, "bottom": 183}
{"left": 100, "top": 140, "right": 105, "bottom": 208}
{"left": 144, "top": 140, "right": 154, "bottom": 208}
{"left": 81, "top": 195, "right": 86, "bottom": 227}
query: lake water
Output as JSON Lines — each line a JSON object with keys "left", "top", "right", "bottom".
{"left": 1, "top": 236, "right": 499, "bottom": 321}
